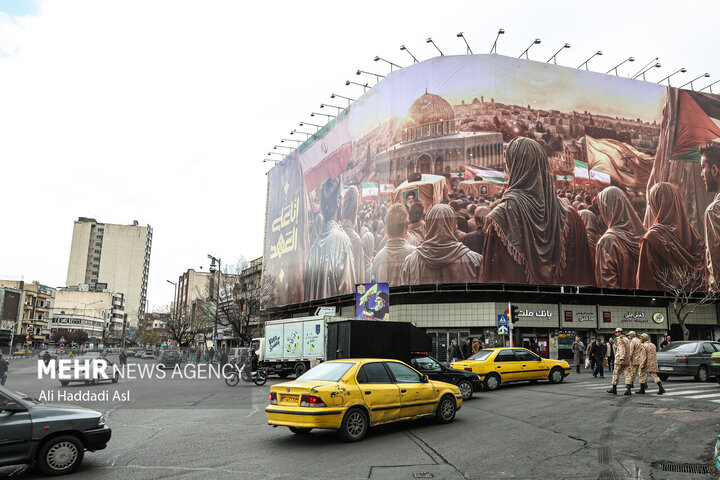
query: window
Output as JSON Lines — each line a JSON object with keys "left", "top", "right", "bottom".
{"left": 95, "top": 242, "right": 102, "bottom": 247}
{"left": 295, "top": 362, "right": 353, "bottom": 382}
{"left": 386, "top": 362, "right": 423, "bottom": 383}
{"left": 665, "top": 343, "right": 698, "bottom": 353}
{"left": 515, "top": 350, "right": 540, "bottom": 362}
{"left": 494, "top": 350, "right": 517, "bottom": 362}
{"left": 702, "top": 343, "right": 716, "bottom": 354}
{"left": 410, "top": 356, "right": 442, "bottom": 372}
{"left": 468, "top": 350, "right": 493, "bottom": 361}
{"left": 357, "top": 362, "right": 392, "bottom": 384}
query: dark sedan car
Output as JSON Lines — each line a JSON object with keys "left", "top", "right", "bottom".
{"left": 409, "top": 352, "right": 483, "bottom": 400}
{"left": 656, "top": 341, "right": 720, "bottom": 382}
{"left": 157, "top": 351, "right": 182, "bottom": 369}
{"left": 0, "top": 386, "right": 111, "bottom": 475}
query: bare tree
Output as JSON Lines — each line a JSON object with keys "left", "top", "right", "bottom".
{"left": 158, "top": 304, "right": 204, "bottom": 347}
{"left": 655, "top": 266, "right": 719, "bottom": 340}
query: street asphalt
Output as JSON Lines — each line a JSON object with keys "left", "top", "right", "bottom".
{"left": 2, "top": 357, "right": 720, "bottom": 480}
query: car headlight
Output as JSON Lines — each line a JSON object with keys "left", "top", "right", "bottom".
{"left": 98, "top": 415, "right": 105, "bottom": 426}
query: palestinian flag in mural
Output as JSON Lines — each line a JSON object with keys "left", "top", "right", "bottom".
{"left": 464, "top": 164, "right": 506, "bottom": 184}
{"left": 584, "top": 135, "right": 654, "bottom": 188}
{"left": 671, "top": 90, "right": 720, "bottom": 162}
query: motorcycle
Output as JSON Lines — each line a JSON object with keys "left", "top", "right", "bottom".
{"left": 224, "top": 358, "right": 267, "bottom": 386}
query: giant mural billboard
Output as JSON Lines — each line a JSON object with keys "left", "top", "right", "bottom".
{"left": 263, "top": 54, "right": 720, "bottom": 307}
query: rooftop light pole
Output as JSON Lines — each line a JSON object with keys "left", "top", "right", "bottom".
{"left": 267, "top": 151, "right": 285, "bottom": 157}
{"left": 456, "top": 32, "right": 473, "bottom": 54}
{"left": 263, "top": 159, "right": 280, "bottom": 164}
{"left": 356, "top": 69, "right": 384, "bottom": 83}
{"left": 680, "top": 73, "right": 711, "bottom": 91}
{"left": 577, "top": 50, "right": 602, "bottom": 70}
{"left": 273, "top": 145, "right": 294, "bottom": 150}
{"left": 700, "top": 79, "right": 720, "bottom": 94}
{"left": 546, "top": 43, "right": 570, "bottom": 64}
{"left": 320, "top": 103, "right": 344, "bottom": 113}
{"left": 399, "top": 45, "right": 418, "bottom": 63}
{"left": 657, "top": 68, "right": 687, "bottom": 86}
{"left": 519, "top": 38, "right": 541, "bottom": 60}
{"left": 290, "top": 129, "right": 312, "bottom": 138}
{"left": 632, "top": 62, "right": 662, "bottom": 80}
{"left": 426, "top": 37, "right": 444, "bottom": 56}
{"left": 346, "top": 79, "right": 369, "bottom": 93}
{"left": 299, "top": 122, "right": 323, "bottom": 130}
{"left": 310, "top": 112, "right": 335, "bottom": 120}
{"left": 374, "top": 56, "right": 401, "bottom": 71}
{"left": 330, "top": 93, "right": 355, "bottom": 106}
{"left": 606, "top": 56, "right": 635, "bottom": 76}
{"left": 490, "top": 28, "right": 504, "bottom": 54}
{"left": 281, "top": 138, "right": 303, "bottom": 144}
{"left": 631, "top": 57, "right": 660, "bottom": 79}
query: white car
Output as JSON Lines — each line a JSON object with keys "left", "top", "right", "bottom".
{"left": 59, "top": 356, "right": 120, "bottom": 386}
{"left": 139, "top": 349, "right": 156, "bottom": 359}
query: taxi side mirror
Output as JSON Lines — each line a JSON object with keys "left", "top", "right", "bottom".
{"left": 421, "top": 375, "right": 429, "bottom": 383}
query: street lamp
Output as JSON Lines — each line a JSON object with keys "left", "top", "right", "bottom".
{"left": 547, "top": 43, "right": 570, "bottom": 64}
{"left": 263, "top": 159, "right": 280, "bottom": 164}
{"left": 374, "top": 56, "right": 401, "bottom": 71}
{"left": 519, "top": 38, "right": 541, "bottom": 60}
{"left": 320, "top": 103, "right": 344, "bottom": 113}
{"left": 632, "top": 62, "right": 662, "bottom": 80}
{"left": 426, "top": 37, "right": 444, "bottom": 56}
{"left": 606, "top": 56, "right": 635, "bottom": 76}
{"left": 290, "top": 129, "right": 312, "bottom": 138}
{"left": 207, "top": 255, "right": 221, "bottom": 350}
{"left": 657, "top": 68, "right": 687, "bottom": 86}
{"left": 281, "top": 137, "right": 303, "bottom": 144}
{"left": 400, "top": 45, "right": 418, "bottom": 63}
{"left": 345, "top": 79, "right": 369, "bottom": 93}
{"left": 577, "top": 50, "right": 602, "bottom": 70}
{"left": 456, "top": 32, "right": 473, "bottom": 54}
{"left": 330, "top": 93, "right": 354, "bottom": 106}
{"left": 310, "top": 111, "right": 336, "bottom": 120}
{"left": 356, "top": 69, "right": 384, "bottom": 83}
{"left": 700, "top": 79, "right": 720, "bottom": 94}
{"left": 267, "top": 151, "right": 285, "bottom": 157}
{"left": 490, "top": 28, "right": 504, "bottom": 54}
{"left": 631, "top": 57, "right": 660, "bottom": 79}
{"left": 273, "top": 145, "right": 294, "bottom": 150}
{"left": 680, "top": 73, "right": 711, "bottom": 91}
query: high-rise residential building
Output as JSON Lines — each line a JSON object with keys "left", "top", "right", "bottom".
{"left": 0, "top": 280, "right": 55, "bottom": 349}
{"left": 66, "top": 217, "right": 152, "bottom": 328}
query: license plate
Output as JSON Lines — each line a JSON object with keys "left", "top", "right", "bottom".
{"left": 659, "top": 366, "right": 673, "bottom": 371}
{"left": 280, "top": 394, "right": 298, "bottom": 404}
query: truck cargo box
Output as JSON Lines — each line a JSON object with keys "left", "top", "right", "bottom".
{"left": 326, "top": 320, "right": 431, "bottom": 364}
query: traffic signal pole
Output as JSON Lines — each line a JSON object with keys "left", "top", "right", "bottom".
{"left": 508, "top": 301, "right": 514, "bottom": 347}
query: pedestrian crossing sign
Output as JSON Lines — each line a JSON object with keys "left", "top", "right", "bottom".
{"left": 497, "top": 314, "right": 509, "bottom": 335}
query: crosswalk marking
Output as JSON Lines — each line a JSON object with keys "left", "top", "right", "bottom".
{"left": 686, "top": 392, "right": 720, "bottom": 399}
{"left": 566, "top": 379, "right": 720, "bottom": 402}
{"left": 663, "top": 390, "right": 711, "bottom": 396}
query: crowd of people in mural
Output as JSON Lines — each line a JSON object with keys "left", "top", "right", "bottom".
{"left": 303, "top": 137, "right": 720, "bottom": 300}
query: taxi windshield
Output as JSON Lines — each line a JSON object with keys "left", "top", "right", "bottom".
{"left": 467, "top": 350, "right": 493, "bottom": 361}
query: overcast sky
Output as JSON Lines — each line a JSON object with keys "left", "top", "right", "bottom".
{"left": 1, "top": 0, "right": 718, "bottom": 312}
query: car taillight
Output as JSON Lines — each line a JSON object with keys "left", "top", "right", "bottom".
{"left": 464, "top": 368, "right": 473, "bottom": 372}
{"left": 300, "top": 394, "right": 326, "bottom": 407}
{"left": 677, "top": 358, "right": 688, "bottom": 363}
{"left": 269, "top": 392, "right": 277, "bottom": 405}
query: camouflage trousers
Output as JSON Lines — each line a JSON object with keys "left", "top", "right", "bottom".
{"left": 611, "top": 364, "right": 632, "bottom": 385}
{"left": 639, "top": 371, "right": 661, "bottom": 384}
{"left": 625, "top": 365, "right": 642, "bottom": 385}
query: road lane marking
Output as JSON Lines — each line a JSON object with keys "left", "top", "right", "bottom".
{"left": 685, "top": 393, "right": 720, "bottom": 399}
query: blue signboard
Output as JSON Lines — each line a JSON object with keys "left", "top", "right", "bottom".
{"left": 497, "top": 314, "right": 509, "bottom": 335}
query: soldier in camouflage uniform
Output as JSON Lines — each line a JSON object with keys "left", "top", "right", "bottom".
{"left": 638, "top": 333, "right": 665, "bottom": 395}
{"left": 607, "top": 327, "right": 631, "bottom": 395}
{"left": 625, "top": 331, "right": 643, "bottom": 394}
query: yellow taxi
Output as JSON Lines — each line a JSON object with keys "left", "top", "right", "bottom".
{"left": 265, "top": 358, "right": 462, "bottom": 442}
{"left": 451, "top": 348, "right": 571, "bottom": 391}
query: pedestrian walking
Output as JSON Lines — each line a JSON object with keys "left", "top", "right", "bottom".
{"left": 0, "top": 353, "right": 8, "bottom": 386}
{"left": 450, "top": 340, "right": 462, "bottom": 362}
{"left": 606, "top": 337, "right": 615, "bottom": 372}
{"left": 626, "top": 331, "right": 643, "bottom": 391}
{"left": 43, "top": 350, "right": 52, "bottom": 367}
{"left": 461, "top": 338, "right": 472, "bottom": 360}
{"left": 572, "top": 336, "right": 585, "bottom": 374}
{"left": 119, "top": 351, "right": 127, "bottom": 366}
{"left": 607, "top": 328, "right": 631, "bottom": 395}
{"left": 638, "top": 333, "right": 665, "bottom": 394}
{"left": 208, "top": 347, "right": 216, "bottom": 364}
{"left": 220, "top": 348, "right": 228, "bottom": 368}
{"left": 590, "top": 338, "right": 606, "bottom": 378}
{"left": 660, "top": 335, "right": 671, "bottom": 350}
{"left": 195, "top": 349, "right": 201, "bottom": 364}
{"left": 472, "top": 338, "right": 481, "bottom": 355}
{"left": 586, "top": 339, "right": 596, "bottom": 370}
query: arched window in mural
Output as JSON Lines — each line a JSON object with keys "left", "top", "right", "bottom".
{"left": 407, "top": 161, "right": 415, "bottom": 178}
{"left": 418, "top": 154, "right": 432, "bottom": 174}
{"left": 434, "top": 157, "right": 444, "bottom": 174}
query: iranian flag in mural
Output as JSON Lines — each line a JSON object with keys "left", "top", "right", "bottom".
{"left": 464, "top": 164, "right": 506, "bottom": 184}
{"left": 671, "top": 90, "right": 720, "bottom": 162}
{"left": 575, "top": 160, "right": 610, "bottom": 187}
{"left": 361, "top": 182, "right": 379, "bottom": 199}
{"left": 298, "top": 110, "right": 353, "bottom": 192}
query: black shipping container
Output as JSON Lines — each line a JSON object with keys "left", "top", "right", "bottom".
{"left": 326, "top": 320, "right": 432, "bottom": 364}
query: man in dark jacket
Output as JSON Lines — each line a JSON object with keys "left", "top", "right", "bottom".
{"left": 590, "top": 339, "right": 606, "bottom": 378}
{"left": 0, "top": 354, "right": 8, "bottom": 385}
{"left": 208, "top": 347, "right": 216, "bottom": 364}
{"left": 43, "top": 350, "right": 52, "bottom": 366}
{"left": 450, "top": 340, "right": 462, "bottom": 362}
{"left": 220, "top": 348, "right": 229, "bottom": 368}
{"left": 119, "top": 351, "right": 127, "bottom": 366}
{"left": 461, "top": 338, "right": 472, "bottom": 360}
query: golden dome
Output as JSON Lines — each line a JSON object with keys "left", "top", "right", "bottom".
{"left": 403, "top": 90, "right": 455, "bottom": 127}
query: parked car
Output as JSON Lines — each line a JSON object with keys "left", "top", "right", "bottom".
{"left": 124, "top": 350, "right": 136, "bottom": 358}
{"left": 0, "top": 386, "right": 112, "bottom": 475}
{"left": 228, "top": 347, "right": 251, "bottom": 366}
{"left": 266, "top": 359, "right": 462, "bottom": 442}
{"left": 157, "top": 351, "right": 182, "bottom": 369}
{"left": 451, "top": 347, "right": 571, "bottom": 391}
{"left": 59, "top": 355, "right": 120, "bottom": 386}
{"left": 656, "top": 341, "right": 720, "bottom": 382}
{"left": 37, "top": 350, "right": 59, "bottom": 360}
{"left": 409, "top": 352, "right": 483, "bottom": 400}
{"left": 139, "top": 349, "right": 156, "bottom": 359}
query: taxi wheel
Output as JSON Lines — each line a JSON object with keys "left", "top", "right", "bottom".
{"left": 549, "top": 367, "right": 565, "bottom": 384}
{"left": 457, "top": 380, "right": 473, "bottom": 400}
{"left": 289, "top": 427, "right": 312, "bottom": 434}
{"left": 435, "top": 394, "right": 456, "bottom": 424}
{"left": 37, "top": 435, "right": 84, "bottom": 476}
{"left": 484, "top": 373, "right": 501, "bottom": 391}
{"left": 339, "top": 407, "right": 368, "bottom": 442}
